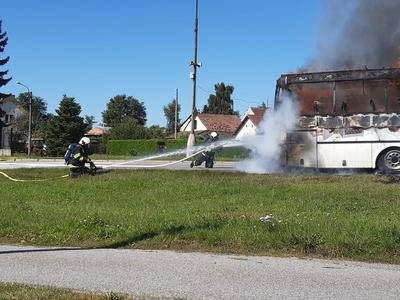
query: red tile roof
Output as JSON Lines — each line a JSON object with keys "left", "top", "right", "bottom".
{"left": 234, "top": 115, "right": 265, "bottom": 135}
{"left": 0, "top": 95, "right": 15, "bottom": 104}
{"left": 198, "top": 113, "right": 241, "bottom": 134}
{"left": 85, "top": 127, "right": 110, "bottom": 136}
{"left": 0, "top": 93, "right": 11, "bottom": 100}
{"left": 250, "top": 107, "right": 267, "bottom": 116}
{"left": 248, "top": 115, "right": 264, "bottom": 126}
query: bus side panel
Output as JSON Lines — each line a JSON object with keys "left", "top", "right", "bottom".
{"left": 285, "top": 131, "right": 317, "bottom": 167}
{"left": 317, "top": 143, "right": 373, "bottom": 168}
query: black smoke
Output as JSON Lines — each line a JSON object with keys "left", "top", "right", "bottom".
{"left": 308, "top": 0, "right": 400, "bottom": 70}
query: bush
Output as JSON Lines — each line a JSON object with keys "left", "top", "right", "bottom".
{"left": 216, "top": 146, "right": 250, "bottom": 160}
{"left": 107, "top": 139, "right": 188, "bottom": 156}
{"left": 87, "top": 136, "right": 107, "bottom": 154}
{"left": 108, "top": 118, "right": 148, "bottom": 140}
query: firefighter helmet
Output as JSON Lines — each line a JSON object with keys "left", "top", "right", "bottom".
{"left": 79, "top": 137, "right": 91, "bottom": 145}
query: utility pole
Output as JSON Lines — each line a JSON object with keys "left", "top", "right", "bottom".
{"left": 175, "top": 88, "right": 178, "bottom": 139}
{"left": 187, "top": 0, "right": 201, "bottom": 155}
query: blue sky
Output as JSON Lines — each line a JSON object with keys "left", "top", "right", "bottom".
{"left": 1, "top": 0, "right": 320, "bottom": 126}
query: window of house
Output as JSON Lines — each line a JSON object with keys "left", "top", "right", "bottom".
{"left": 5, "top": 114, "right": 14, "bottom": 123}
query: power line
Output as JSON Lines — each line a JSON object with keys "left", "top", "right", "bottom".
{"left": 197, "top": 85, "right": 213, "bottom": 94}
{"left": 233, "top": 98, "right": 261, "bottom": 104}
{"left": 197, "top": 84, "right": 262, "bottom": 105}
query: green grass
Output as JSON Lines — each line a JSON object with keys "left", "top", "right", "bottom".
{"left": 0, "top": 168, "right": 399, "bottom": 264}
{"left": 0, "top": 282, "right": 126, "bottom": 300}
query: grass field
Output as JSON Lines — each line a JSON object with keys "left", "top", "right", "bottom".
{"left": 0, "top": 168, "right": 399, "bottom": 264}
{"left": 0, "top": 282, "right": 126, "bottom": 300}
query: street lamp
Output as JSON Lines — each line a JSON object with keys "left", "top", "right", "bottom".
{"left": 187, "top": 0, "right": 200, "bottom": 156}
{"left": 175, "top": 88, "right": 178, "bottom": 140}
{"left": 16, "top": 81, "right": 32, "bottom": 156}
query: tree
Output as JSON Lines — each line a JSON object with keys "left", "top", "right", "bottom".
{"left": 13, "top": 93, "right": 49, "bottom": 139}
{"left": 102, "top": 95, "right": 147, "bottom": 127}
{"left": 84, "top": 115, "right": 95, "bottom": 131}
{"left": 147, "top": 125, "right": 165, "bottom": 139}
{"left": 108, "top": 118, "right": 148, "bottom": 140}
{"left": 17, "top": 93, "right": 47, "bottom": 116}
{"left": 163, "top": 99, "right": 180, "bottom": 135}
{"left": 202, "top": 83, "right": 237, "bottom": 115}
{"left": 260, "top": 101, "right": 268, "bottom": 110}
{"left": 0, "top": 20, "right": 11, "bottom": 133}
{"left": 46, "top": 95, "right": 87, "bottom": 155}
{"left": 0, "top": 20, "right": 11, "bottom": 88}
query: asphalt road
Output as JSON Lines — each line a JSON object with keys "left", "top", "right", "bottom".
{"left": 0, "top": 245, "right": 399, "bottom": 299}
{"left": 0, "top": 159, "right": 236, "bottom": 171}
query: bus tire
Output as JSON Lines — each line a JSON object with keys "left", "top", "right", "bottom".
{"left": 377, "top": 148, "right": 400, "bottom": 175}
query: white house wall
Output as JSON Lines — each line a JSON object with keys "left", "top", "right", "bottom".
{"left": 195, "top": 118, "right": 206, "bottom": 130}
{"left": 1, "top": 101, "right": 16, "bottom": 113}
{"left": 180, "top": 116, "right": 207, "bottom": 132}
{"left": 235, "top": 120, "right": 257, "bottom": 140}
{"left": 242, "top": 108, "right": 254, "bottom": 120}
{"left": 0, "top": 97, "right": 21, "bottom": 153}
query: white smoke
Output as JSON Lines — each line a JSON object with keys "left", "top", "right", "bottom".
{"left": 236, "top": 94, "right": 299, "bottom": 173}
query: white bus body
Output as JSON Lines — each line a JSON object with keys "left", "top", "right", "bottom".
{"left": 276, "top": 68, "right": 400, "bottom": 173}
{"left": 284, "top": 123, "right": 400, "bottom": 172}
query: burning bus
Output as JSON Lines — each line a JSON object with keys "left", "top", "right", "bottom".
{"left": 275, "top": 67, "right": 400, "bottom": 174}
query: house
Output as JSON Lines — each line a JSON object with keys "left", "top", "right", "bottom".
{"left": 84, "top": 126, "right": 110, "bottom": 137}
{"left": 234, "top": 115, "right": 264, "bottom": 140}
{"left": 234, "top": 106, "right": 268, "bottom": 140}
{"left": 0, "top": 94, "right": 21, "bottom": 156}
{"left": 242, "top": 106, "right": 267, "bottom": 120}
{"left": 84, "top": 126, "right": 110, "bottom": 154}
{"left": 179, "top": 113, "right": 241, "bottom": 138}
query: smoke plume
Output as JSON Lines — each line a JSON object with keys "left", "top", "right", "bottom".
{"left": 235, "top": 94, "right": 299, "bottom": 173}
{"left": 308, "top": 0, "right": 400, "bottom": 70}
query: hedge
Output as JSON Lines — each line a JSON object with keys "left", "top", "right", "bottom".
{"left": 216, "top": 146, "right": 250, "bottom": 160}
{"left": 107, "top": 139, "right": 188, "bottom": 156}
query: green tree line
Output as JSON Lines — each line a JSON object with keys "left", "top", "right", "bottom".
{"left": 7, "top": 82, "right": 246, "bottom": 156}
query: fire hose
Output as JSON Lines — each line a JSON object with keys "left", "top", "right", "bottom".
{"left": 0, "top": 171, "right": 69, "bottom": 182}
{"left": 0, "top": 142, "right": 232, "bottom": 182}
{"left": 102, "top": 145, "right": 209, "bottom": 169}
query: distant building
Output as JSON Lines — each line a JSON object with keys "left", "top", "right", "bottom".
{"left": 234, "top": 115, "right": 264, "bottom": 140}
{"left": 83, "top": 126, "right": 110, "bottom": 154}
{"left": 242, "top": 106, "right": 267, "bottom": 120}
{"left": 84, "top": 126, "right": 110, "bottom": 137}
{"left": 0, "top": 94, "right": 22, "bottom": 156}
{"left": 234, "top": 106, "right": 268, "bottom": 140}
{"left": 180, "top": 113, "right": 241, "bottom": 138}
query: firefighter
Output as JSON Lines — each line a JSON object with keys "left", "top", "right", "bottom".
{"left": 69, "top": 137, "right": 97, "bottom": 178}
{"left": 190, "top": 131, "right": 219, "bottom": 168}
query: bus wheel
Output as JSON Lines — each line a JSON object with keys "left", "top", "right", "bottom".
{"left": 377, "top": 148, "right": 400, "bottom": 174}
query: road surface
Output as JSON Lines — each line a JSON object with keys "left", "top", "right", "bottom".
{"left": 0, "top": 245, "right": 399, "bottom": 299}
{"left": 0, "top": 159, "right": 236, "bottom": 171}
